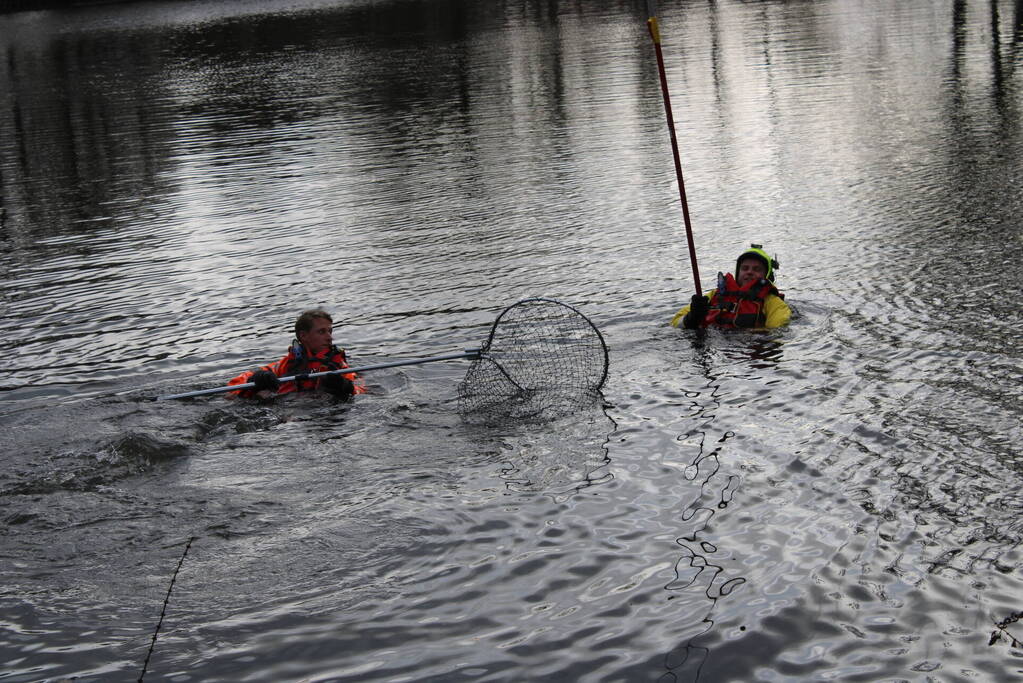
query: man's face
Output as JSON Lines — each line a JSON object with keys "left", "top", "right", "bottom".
{"left": 298, "top": 318, "right": 333, "bottom": 355}
{"left": 737, "top": 257, "right": 767, "bottom": 287}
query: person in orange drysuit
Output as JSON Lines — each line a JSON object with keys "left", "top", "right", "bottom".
{"left": 228, "top": 309, "right": 366, "bottom": 400}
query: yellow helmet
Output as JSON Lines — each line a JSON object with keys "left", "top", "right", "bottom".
{"left": 736, "top": 244, "right": 779, "bottom": 282}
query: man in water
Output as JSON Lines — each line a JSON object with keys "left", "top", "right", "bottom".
{"left": 228, "top": 309, "right": 366, "bottom": 399}
{"left": 671, "top": 244, "right": 792, "bottom": 330}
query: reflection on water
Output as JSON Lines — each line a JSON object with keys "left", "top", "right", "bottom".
{"left": 493, "top": 405, "right": 616, "bottom": 502}
{"left": 1, "top": 0, "right": 1022, "bottom": 681}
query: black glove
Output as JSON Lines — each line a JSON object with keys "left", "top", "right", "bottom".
{"left": 251, "top": 369, "right": 280, "bottom": 392}
{"left": 319, "top": 373, "right": 355, "bottom": 400}
{"left": 683, "top": 295, "right": 710, "bottom": 329}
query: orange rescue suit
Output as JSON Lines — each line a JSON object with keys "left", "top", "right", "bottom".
{"left": 228, "top": 344, "right": 366, "bottom": 397}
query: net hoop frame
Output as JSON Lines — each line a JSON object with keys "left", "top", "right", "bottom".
{"left": 478, "top": 297, "right": 610, "bottom": 393}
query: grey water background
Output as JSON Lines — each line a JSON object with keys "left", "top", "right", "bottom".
{"left": 2, "top": 0, "right": 1022, "bottom": 680}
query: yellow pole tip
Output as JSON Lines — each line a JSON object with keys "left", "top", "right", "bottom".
{"left": 647, "top": 17, "right": 661, "bottom": 43}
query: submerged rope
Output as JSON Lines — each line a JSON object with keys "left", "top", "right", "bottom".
{"left": 139, "top": 535, "right": 195, "bottom": 682}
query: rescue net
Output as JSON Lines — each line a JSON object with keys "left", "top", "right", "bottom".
{"left": 155, "top": 298, "right": 609, "bottom": 409}
{"left": 457, "top": 298, "right": 609, "bottom": 422}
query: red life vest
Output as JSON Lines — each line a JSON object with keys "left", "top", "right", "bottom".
{"left": 228, "top": 343, "right": 365, "bottom": 396}
{"left": 704, "top": 272, "right": 784, "bottom": 329}
{"left": 278, "top": 344, "right": 356, "bottom": 393}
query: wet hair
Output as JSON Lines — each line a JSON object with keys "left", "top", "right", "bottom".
{"left": 294, "top": 309, "right": 332, "bottom": 336}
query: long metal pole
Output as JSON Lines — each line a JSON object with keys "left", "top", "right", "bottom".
{"left": 155, "top": 350, "right": 480, "bottom": 401}
{"left": 647, "top": 1, "right": 702, "bottom": 296}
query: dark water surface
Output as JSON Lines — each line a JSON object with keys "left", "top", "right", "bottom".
{"left": 2, "top": 0, "right": 1022, "bottom": 681}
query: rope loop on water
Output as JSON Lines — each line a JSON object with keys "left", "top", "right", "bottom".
{"left": 139, "top": 535, "right": 196, "bottom": 682}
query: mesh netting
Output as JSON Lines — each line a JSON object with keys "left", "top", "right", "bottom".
{"left": 457, "top": 298, "right": 609, "bottom": 422}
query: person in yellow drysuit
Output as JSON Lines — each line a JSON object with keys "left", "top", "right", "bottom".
{"left": 671, "top": 244, "right": 792, "bottom": 330}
